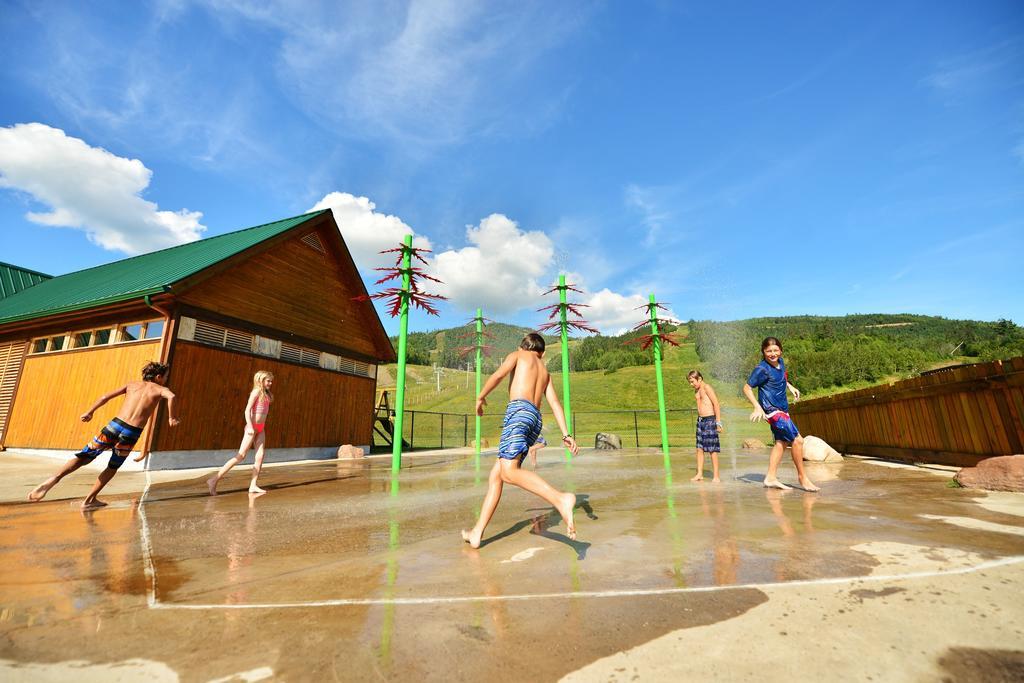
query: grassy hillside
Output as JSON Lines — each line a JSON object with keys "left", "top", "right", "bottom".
{"left": 376, "top": 313, "right": 1023, "bottom": 451}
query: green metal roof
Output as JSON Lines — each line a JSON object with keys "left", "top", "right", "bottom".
{"left": 0, "top": 210, "right": 328, "bottom": 326}
{"left": 0, "top": 262, "right": 52, "bottom": 300}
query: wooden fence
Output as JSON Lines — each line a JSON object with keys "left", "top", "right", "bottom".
{"left": 790, "top": 356, "right": 1024, "bottom": 467}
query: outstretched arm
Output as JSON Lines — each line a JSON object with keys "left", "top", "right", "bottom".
{"left": 81, "top": 385, "right": 128, "bottom": 421}
{"left": 544, "top": 379, "right": 579, "bottom": 455}
{"left": 743, "top": 384, "right": 766, "bottom": 422}
{"left": 475, "top": 352, "right": 518, "bottom": 415}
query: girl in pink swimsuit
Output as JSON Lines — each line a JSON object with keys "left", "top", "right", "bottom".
{"left": 207, "top": 371, "right": 275, "bottom": 496}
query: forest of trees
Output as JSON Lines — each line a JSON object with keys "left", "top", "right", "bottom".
{"left": 392, "top": 314, "right": 1024, "bottom": 393}
{"left": 688, "top": 314, "right": 1024, "bottom": 392}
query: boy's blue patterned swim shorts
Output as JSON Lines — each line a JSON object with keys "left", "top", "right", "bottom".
{"left": 695, "top": 416, "right": 721, "bottom": 453}
{"left": 498, "top": 399, "right": 543, "bottom": 462}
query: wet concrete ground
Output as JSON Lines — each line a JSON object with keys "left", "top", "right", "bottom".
{"left": 1, "top": 448, "right": 1022, "bottom": 681}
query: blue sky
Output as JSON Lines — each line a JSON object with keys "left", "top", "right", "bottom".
{"left": 1, "top": 0, "right": 1022, "bottom": 333}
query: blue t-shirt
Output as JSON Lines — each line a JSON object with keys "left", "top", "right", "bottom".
{"left": 747, "top": 358, "right": 789, "bottom": 414}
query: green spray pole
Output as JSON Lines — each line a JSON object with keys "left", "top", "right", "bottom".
{"left": 474, "top": 308, "right": 483, "bottom": 462}
{"left": 649, "top": 293, "right": 671, "bottom": 465}
{"left": 391, "top": 235, "right": 413, "bottom": 473}
{"left": 558, "top": 275, "right": 573, "bottom": 460}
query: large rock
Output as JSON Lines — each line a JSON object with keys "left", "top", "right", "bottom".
{"left": 337, "top": 445, "right": 365, "bottom": 459}
{"left": 595, "top": 433, "right": 622, "bottom": 450}
{"left": 955, "top": 455, "right": 1024, "bottom": 492}
{"left": 742, "top": 438, "right": 768, "bottom": 449}
{"left": 473, "top": 438, "right": 490, "bottom": 449}
{"left": 802, "top": 435, "right": 844, "bottom": 462}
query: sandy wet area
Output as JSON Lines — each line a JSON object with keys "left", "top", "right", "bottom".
{"left": 0, "top": 448, "right": 1022, "bottom": 681}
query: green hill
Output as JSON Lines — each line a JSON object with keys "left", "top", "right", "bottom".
{"left": 376, "top": 314, "right": 1023, "bottom": 450}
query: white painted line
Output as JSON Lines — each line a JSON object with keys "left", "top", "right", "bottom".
{"left": 138, "top": 469, "right": 158, "bottom": 608}
{"left": 147, "top": 554, "right": 1024, "bottom": 610}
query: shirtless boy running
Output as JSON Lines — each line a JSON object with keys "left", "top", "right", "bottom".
{"left": 461, "top": 333, "right": 580, "bottom": 549}
{"left": 28, "top": 362, "right": 179, "bottom": 509}
{"left": 687, "top": 370, "right": 723, "bottom": 482}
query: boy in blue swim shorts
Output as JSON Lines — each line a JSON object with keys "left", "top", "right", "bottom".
{"left": 28, "top": 362, "right": 180, "bottom": 509}
{"left": 461, "top": 333, "right": 580, "bottom": 549}
{"left": 743, "top": 337, "right": 819, "bottom": 492}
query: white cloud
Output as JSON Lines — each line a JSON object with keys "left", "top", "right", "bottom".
{"left": 431, "top": 214, "right": 554, "bottom": 315}
{"left": 580, "top": 288, "right": 680, "bottom": 336}
{"left": 0, "top": 123, "right": 205, "bottom": 254}
{"left": 307, "top": 191, "right": 432, "bottom": 270}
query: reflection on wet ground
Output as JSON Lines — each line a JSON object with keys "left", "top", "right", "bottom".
{"left": 1, "top": 449, "right": 1022, "bottom": 681}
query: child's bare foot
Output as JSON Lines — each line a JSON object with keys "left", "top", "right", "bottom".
{"left": 799, "top": 478, "right": 820, "bottom": 492}
{"left": 132, "top": 451, "right": 147, "bottom": 463}
{"left": 81, "top": 498, "right": 108, "bottom": 510}
{"left": 712, "top": 477, "right": 721, "bottom": 483}
{"left": 690, "top": 473, "right": 703, "bottom": 482}
{"left": 28, "top": 483, "right": 51, "bottom": 502}
{"left": 763, "top": 479, "right": 791, "bottom": 490}
{"left": 248, "top": 484, "right": 266, "bottom": 494}
{"left": 206, "top": 477, "right": 218, "bottom": 496}
{"left": 461, "top": 528, "right": 482, "bottom": 549}
{"left": 556, "top": 492, "right": 577, "bottom": 540}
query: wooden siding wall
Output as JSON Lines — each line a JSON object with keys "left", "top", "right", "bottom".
{"left": 790, "top": 356, "right": 1024, "bottom": 467}
{"left": 0, "top": 340, "right": 28, "bottom": 444}
{"left": 178, "top": 228, "right": 380, "bottom": 359}
{"left": 153, "top": 342, "right": 376, "bottom": 452}
{"left": 4, "top": 341, "right": 162, "bottom": 449}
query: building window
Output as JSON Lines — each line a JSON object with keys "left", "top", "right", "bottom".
{"left": 119, "top": 324, "right": 143, "bottom": 342}
{"left": 31, "top": 339, "right": 47, "bottom": 354}
{"left": 93, "top": 328, "right": 112, "bottom": 345}
{"left": 144, "top": 321, "right": 164, "bottom": 339}
{"left": 48, "top": 335, "right": 66, "bottom": 351}
{"left": 72, "top": 332, "right": 92, "bottom": 349}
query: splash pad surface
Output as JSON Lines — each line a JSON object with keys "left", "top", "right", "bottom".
{"left": 2, "top": 449, "right": 1022, "bottom": 680}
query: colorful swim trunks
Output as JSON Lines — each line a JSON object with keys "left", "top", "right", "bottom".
{"left": 695, "top": 416, "right": 721, "bottom": 453}
{"left": 498, "top": 399, "right": 543, "bottom": 462}
{"left": 75, "top": 417, "right": 144, "bottom": 470}
{"left": 766, "top": 411, "right": 800, "bottom": 443}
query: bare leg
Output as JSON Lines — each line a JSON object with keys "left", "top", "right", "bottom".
{"left": 462, "top": 460, "right": 503, "bottom": 548}
{"left": 81, "top": 467, "right": 117, "bottom": 509}
{"left": 29, "top": 456, "right": 88, "bottom": 502}
{"left": 764, "top": 441, "right": 791, "bottom": 490}
{"left": 711, "top": 452, "right": 720, "bottom": 483}
{"left": 691, "top": 449, "right": 704, "bottom": 481}
{"left": 208, "top": 431, "right": 255, "bottom": 495}
{"left": 249, "top": 433, "right": 267, "bottom": 494}
{"left": 790, "top": 437, "right": 819, "bottom": 492}
{"left": 498, "top": 458, "right": 577, "bottom": 540}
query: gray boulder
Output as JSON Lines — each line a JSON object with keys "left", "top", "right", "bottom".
{"left": 595, "top": 433, "right": 622, "bottom": 450}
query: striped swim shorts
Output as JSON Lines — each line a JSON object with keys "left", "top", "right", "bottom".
{"left": 75, "top": 417, "right": 144, "bottom": 470}
{"left": 498, "top": 399, "right": 543, "bottom": 462}
{"left": 766, "top": 411, "right": 800, "bottom": 443}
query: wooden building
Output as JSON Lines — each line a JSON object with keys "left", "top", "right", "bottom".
{"left": 0, "top": 210, "right": 395, "bottom": 469}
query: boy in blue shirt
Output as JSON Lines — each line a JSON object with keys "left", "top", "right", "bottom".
{"left": 743, "top": 337, "right": 819, "bottom": 492}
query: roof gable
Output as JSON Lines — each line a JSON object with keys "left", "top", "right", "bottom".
{"left": 0, "top": 211, "right": 327, "bottom": 325}
{"left": 0, "top": 262, "right": 51, "bottom": 300}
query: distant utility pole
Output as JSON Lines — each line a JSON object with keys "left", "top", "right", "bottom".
{"left": 433, "top": 363, "right": 442, "bottom": 393}
{"left": 950, "top": 340, "right": 965, "bottom": 356}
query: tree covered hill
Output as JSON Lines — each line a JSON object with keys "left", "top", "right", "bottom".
{"left": 391, "top": 313, "right": 1023, "bottom": 395}
{"left": 689, "top": 314, "right": 1023, "bottom": 392}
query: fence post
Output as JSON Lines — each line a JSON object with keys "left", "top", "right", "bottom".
{"left": 634, "top": 411, "right": 640, "bottom": 447}
{"left": 464, "top": 415, "right": 468, "bottom": 447}
{"left": 410, "top": 411, "right": 415, "bottom": 451}
{"left": 440, "top": 413, "right": 444, "bottom": 449}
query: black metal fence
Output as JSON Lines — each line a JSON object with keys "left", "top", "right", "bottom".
{"left": 373, "top": 407, "right": 701, "bottom": 451}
